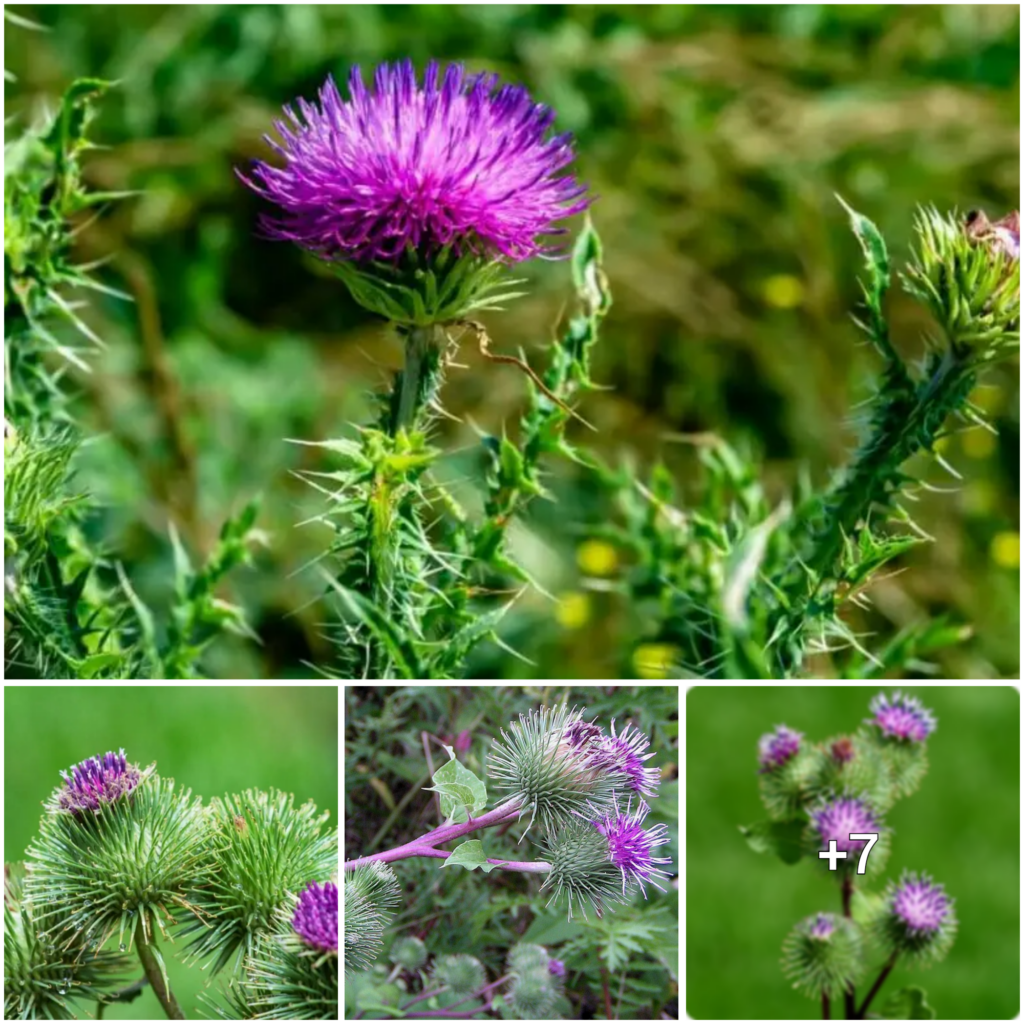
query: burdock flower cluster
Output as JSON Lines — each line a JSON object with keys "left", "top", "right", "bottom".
{"left": 4, "top": 750, "right": 337, "bottom": 1021}
{"left": 343, "top": 704, "right": 673, "bottom": 1018}
{"left": 744, "top": 692, "right": 956, "bottom": 1020}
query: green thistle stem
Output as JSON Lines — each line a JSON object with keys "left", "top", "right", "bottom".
{"left": 807, "top": 345, "right": 973, "bottom": 581}
{"left": 392, "top": 324, "right": 444, "bottom": 434}
{"left": 822, "top": 991, "right": 830, "bottom": 1019}
{"left": 134, "top": 918, "right": 184, "bottom": 1019}
{"left": 841, "top": 875, "right": 855, "bottom": 1020}
{"left": 856, "top": 950, "right": 898, "bottom": 1020}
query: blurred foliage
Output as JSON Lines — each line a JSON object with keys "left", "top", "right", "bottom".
{"left": 686, "top": 686, "right": 1019, "bottom": 1019}
{"left": 3, "top": 684, "right": 338, "bottom": 1019}
{"left": 344, "top": 684, "right": 678, "bottom": 1019}
{"left": 4, "top": 5, "right": 1018, "bottom": 678}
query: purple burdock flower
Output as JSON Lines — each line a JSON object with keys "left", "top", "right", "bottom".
{"left": 808, "top": 913, "right": 836, "bottom": 940}
{"left": 757, "top": 724, "right": 803, "bottom": 773}
{"left": 891, "top": 873, "right": 951, "bottom": 936}
{"left": 811, "top": 796, "right": 879, "bottom": 857}
{"left": 564, "top": 718, "right": 603, "bottom": 751}
{"left": 592, "top": 798, "right": 672, "bottom": 898}
{"left": 240, "top": 59, "right": 589, "bottom": 265}
{"left": 597, "top": 720, "right": 660, "bottom": 797}
{"left": 293, "top": 881, "right": 338, "bottom": 953}
{"left": 548, "top": 958, "right": 566, "bottom": 979}
{"left": 868, "top": 692, "right": 936, "bottom": 743}
{"left": 57, "top": 749, "right": 141, "bottom": 814}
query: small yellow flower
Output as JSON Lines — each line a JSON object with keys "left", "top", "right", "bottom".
{"left": 632, "top": 643, "right": 681, "bottom": 680}
{"left": 576, "top": 538, "right": 619, "bottom": 577}
{"left": 960, "top": 428, "right": 996, "bottom": 460}
{"left": 761, "top": 273, "right": 805, "bottom": 309}
{"left": 555, "top": 591, "right": 591, "bottom": 630}
{"left": 989, "top": 531, "right": 1020, "bottom": 570}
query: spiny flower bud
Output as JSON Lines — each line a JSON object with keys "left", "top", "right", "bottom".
{"left": 540, "top": 819, "right": 629, "bottom": 920}
{"left": 507, "top": 941, "right": 550, "bottom": 974}
{"left": 758, "top": 735, "right": 824, "bottom": 821}
{"left": 3, "top": 863, "right": 134, "bottom": 1019}
{"left": 343, "top": 862, "right": 401, "bottom": 973}
{"left": 185, "top": 790, "right": 337, "bottom": 973}
{"left": 292, "top": 881, "right": 338, "bottom": 953}
{"left": 389, "top": 935, "right": 428, "bottom": 971}
{"left": 874, "top": 872, "right": 957, "bottom": 965}
{"left": 25, "top": 764, "right": 207, "bottom": 956}
{"left": 507, "top": 968, "right": 558, "bottom": 1019}
{"left": 903, "top": 206, "right": 1019, "bottom": 361}
{"left": 432, "top": 953, "right": 485, "bottom": 996}
{"left": 54, "top": 749, "right": 142, "bottom": 814}
{"left": 814, "top": 734, "right": 894, "bottom": 815}
{"left": 781, "top": 912, "right": 864, "bottom": 1000}
{"left": 489, "top": 704, "right": 629, "bottom": 832}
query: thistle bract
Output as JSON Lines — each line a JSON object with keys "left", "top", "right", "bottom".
{"left": 241, "top": 59, "right": 589, "bottom": 325}
{"left": 488, "top": 704, "right": 630, "bottom": 832}
{"left": 184, "top": 790, "right": 337, "bottom": 973}
{"left": 25, "top": 769, "right": 208, "bottom": 955}
{"left": 343, "top": 863, "right": 401, "bottom": 973}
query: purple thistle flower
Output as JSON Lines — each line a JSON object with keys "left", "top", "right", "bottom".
{"left": 564, "top": 718, "right": 603, "bottom": 751}
{"left": 808, "top": 913, "right": 836, "bottom": 940}
{"left": 548, "top": 958, "right": 566, "bottom": 978}
{"left": 57, "top": 749, "right": 141, "bottom": 814}
{"left": 240, "top": 59, "right": 589, "bottom": 265}
{"left": 868, "top": 691, "right": 936, "bottom": 743}
{"left": 293, "top": 881, "right": 338, "bottom": 953}
{"left": 592, "top": 798, "right": 672, "bottom": 898}
{"left": 757, "top": 724, "right": 803, "bottom": 773}
{"left": 597, "top": 720, "right": 660, "bottom": 798}
{"left": 891, "top": 872, "right": 951, "bottom": 936}
{"left": 811, "top": 796, "right": 879, "bottom": 856}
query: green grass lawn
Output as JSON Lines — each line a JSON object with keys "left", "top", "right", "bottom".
{"left": 4, "top": 685, "right": 338, "bottom": 1021}
{"left": 686, "top": 686, "right": 1019, "bottom": 1020}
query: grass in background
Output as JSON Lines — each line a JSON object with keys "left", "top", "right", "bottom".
{"left": 3, "top": 685, "right": 338, "bottom": 1020}
{"left": 685, "top": 685, "right": 1019, "bottom": 1020}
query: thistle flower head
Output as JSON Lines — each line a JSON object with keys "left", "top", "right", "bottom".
{"left": 830, "top": 737, "right": 855, "bottom": 764}
{"left": 811, "top": 795, "right": 879, "bottom": 856}
{"left": 242, "top": 59, "right": 587, "bottom": 266}
{"left": 540, "top": 818, "right": 629, "bottom": 920}
{"left": 292, "top": 881, "right": 338, "bottom": 953}
{"left": 55, "top": 749, "right": 142, "bottom": 814}
{"left": 868, "top": 692, "right": 937, "bottom": 743}
{"left": 966, "top": 209, "right": 1020, "bottom": 261}
{"left": 757, "top": 725, "right": 803, "bottom": 772}
{"left": 781, "top": 912, "right": 864, "bottom": 1000}
{"left": 488, "top": 704, "right": 629, "bottom": 832}
{"left": 591, "top": 797, "right": 672, "bottom": 899}
{"left": 876, "top": 872, "right": 957, "bottom": 964}
{"left": 598, "top": 719, "right": 661, "bottom": 797}
{"left": 548, "top": 957, "right": 567, "bottom": 979}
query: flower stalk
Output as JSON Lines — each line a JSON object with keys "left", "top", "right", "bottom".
{"left": 391, "top": 324, "right": 445, "bottom": 435}
{"left": 133, "top": 917, "right": 184, "bottom": 1020}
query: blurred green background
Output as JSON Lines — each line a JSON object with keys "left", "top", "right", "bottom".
{"left": 3, "top": 684, "right": 338, "bottom": 1020}
{"left": 5, "top": 5, "right": 1019, "bottom": 678}
{"left": 685, "top": 686, "right": 1020, "bottom": 1019}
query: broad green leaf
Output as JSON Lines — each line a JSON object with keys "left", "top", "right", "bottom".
{"left": 738, "top": 819, "right": 805, "bottom": 865}
{"left": 440, "top": 839, "right": 496, "bottom": 873}
{"left": 877, "top": 985, "right": 936, "bottom": 1019}
{"left": 424, "top": 744, "right": 487, "bottom": 823}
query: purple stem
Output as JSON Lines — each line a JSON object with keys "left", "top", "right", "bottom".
{"left": 344, "top": 799, "right": 524, "bottom": 869}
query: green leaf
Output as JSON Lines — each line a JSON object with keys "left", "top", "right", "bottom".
{"left": 424, "top": 744, "right": 487, "bottom": 823}
{"left": 77, "top": 652, "right": 123, "bottom": 679}
{"left": 836, "top": 194, "right": 890, "bottom": 293}
{"left": 738, "top": 819, "right": 805, "bottom": 865}
{"left": 877, "top": 985, "right": 936, "bottom": 1019}
{"left": 440, "top": 839, "right": 497, "bottom": 873}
